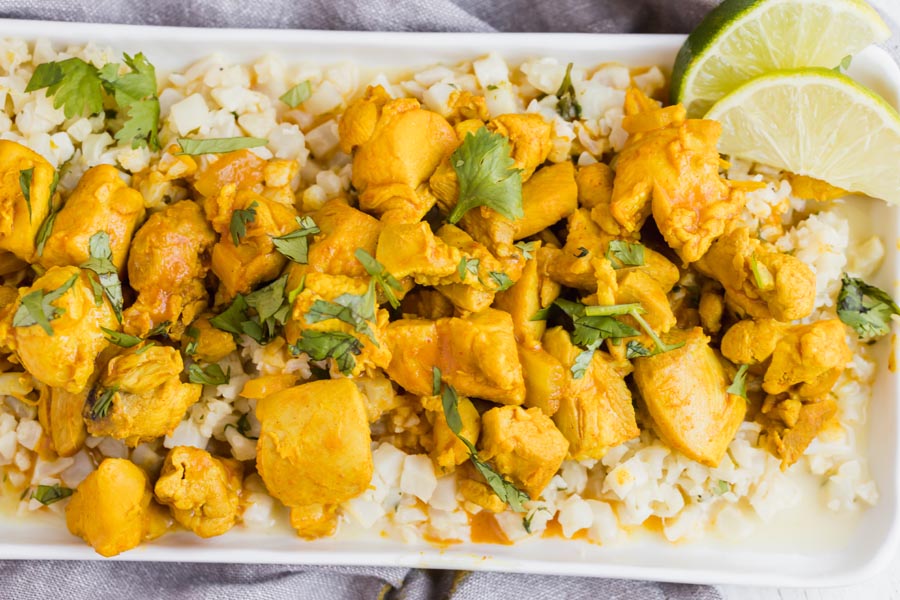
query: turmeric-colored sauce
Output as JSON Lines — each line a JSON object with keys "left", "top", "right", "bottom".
{"left": 468, "top": 510, "right": 511, "bottom": 545}
{"left": 889, "top": 333, "right": 896, "bottom": 373}
{"left": 423, "top": 532, "right": 463, "bottom": 547}
{"left": 541, "top": 517, "right": 588, "bottom": 541}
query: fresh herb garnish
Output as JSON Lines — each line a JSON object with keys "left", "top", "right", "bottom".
{"left": 355, "top": 248, "right": 402, "bottom": 309}
{"left": 290, "top": 330, "right": 363, "bottom": 376}
{"left": 727, "top": 364, "right": 749, "bottom": 399}
{"left": 146, "top": 321, "right": 171, "bottom": 338}
{"left": 529, "top": 306, "right": 551, "bottom": 321}
{"left": 571, "top": 346, "right": 597, "bottom": 380}
{"left": 555, "top": 62, "right": 582, "bottom": 121}
{"left": 80, "top": 231, "right": 123, "bottom": 322}
{"left": 837, "top": 275, "right": 900, "bottom": 339}
{"left": 280, "top": 81, "right": 312, "bottom": 108}
{"left": 235, "top": 413, "right": 258, "bottom": 440}
{"left": 18, "top": 168, "right": 33, "bottom": 221}
{"left": 184, "top": 325, "right": 199, "bottom": 356}
{"left": 833, "top": 54, "right": 853, "bottom": 73}
{"left": 176, "top": 137, "right": 267, "bottom": 156}
{"left": 489, "top": 271, "right": 514, "bottom": 291}
{"left": 27, "top": 54, "right": 160, "bottom": 149}
{"left": 514, "top": 241, "right": 537, "bottom": 260}
{"left": 574, "top": 246, "right": 589, "bottom": 258}
{"left": 447, "top": 127, "right": 523, "bottom": 224}
{"left": 606, "top": 240, "right": 645, "bottom": 269}
{"left": 229, "top": 201, "right": 258, "bottom": 246}
{"left": 210, "top": 277, "right": 292, "bottom": 343}
{"left": 522, "top": 507, "right": 550, "bottom": 534}
{"left": 188, "top": 363, "right": 231, "bottom": 386}
{"left": 458, "top": 257, "right": 480, "bottom": 281}
{"left": 100, "top": 327, "right": 142, "bottom": 348}
{"left": 433, "top": 367, "right": 529, "bottom": 512}
{"left": 34, "top": 170, "right": 60, "bottom": 256}
{"left": 625, "top": 340, "right": 652, "bottom": 359}
{"left": 90, "top": 386, "right": 118, "bottom": 419}
{"left": 12, "top": 274, "right": 78, "bottom": 335}
{"left": 305, "top": 280, "right": 378, "bottom": 344}
{"left": 271, "top": 216, "right": 319, "bottom": 263}
{"left": 553, "top": 299, "right": 640, "bottom": 349}
{"left": 749, "top": 255, "right": 774, "bottom": 291}
{"left": 31, "top": 484, "right": 73, "bottom": 505}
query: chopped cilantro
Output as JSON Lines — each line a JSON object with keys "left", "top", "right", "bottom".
{"left": 555, "top": 62, "right": 582, "bottom": 121}
{"left": 727, "top": 364, "right": 749, "bottom": 399}
{"left": 32, "top": 484, "right": 73, "bottom": 505}
{"left": 271, "top": 216, "right": 319, "bottom": 264}
{"left": 291, "top": 330, "right": 363, "bottom": 376}
{"left": 100, "top": 327, "right": 142, "bottom": 348}
{"left": 489, "top": 271, "right": 514, "bottom": 291}
{"left": 177, "top": 137, "right": 267, "bottom": 155}
{"left": 12, "top": 274, "right": 78, "bottom": 335}
{"left": 355, "top": 248, "right": 402, "bottom": 309}
{"left": 837, "top": 274, "right": 900, "bottom": 339}
{"left": 280, "top": 81, "right": 312, "bottom": 108}
{"left": 18, "top": 168, "right": 33, "bottom": 221}
{"left": 606, "top": 240, "right": 645, "bottom": 269}
{"left": 229, "top": 201, "right": 258, "bottom": 246}
{"left": 514, "top": 240, "right": 537, "bottom": 260}
{"left": 188, "top": 363, "right": 230, "bottom": 386}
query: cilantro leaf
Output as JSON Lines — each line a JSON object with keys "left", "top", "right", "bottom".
{"left": 271, "top": 216, "right": 319, "bottom": 264}
{"left": 555, "top": 62, "right": 582, "bottom": 121}
{"left": 355, "top": 248, "right": 402, "bottom": 309}
{"left": 837, "top": 274, "right": 900, "bottom": 339}
{"left": 489, "top": 271, "right": 514, "bottom": 291}
{"left": 514, "top": 241, "right": 536, "bottom": 260}
{"left": 12, "top": 274, "right": 78, "bottom": 335}
{"left": 606, "top": 240, "right": 644, "bottom": 269}
{"left": 522, "top": 507, "right": 550, "bottom": 534}
{"left": 244, "top": 275, "right": 292, "bottom": 341}
{"left": 554, "top": 299, "right": 640, "bottom": 348}
{"left": 176, "top": 137, "right": 267, "bottom": 156}
{"left": 229, "top": 201, "right": 258, "bottom": 246}
{"left": 210, "top": 295, "right": 251, "bottom": 336}
{"left": 458, "top": 257, "right": 479, "bottom": 281}
{"left": 184, "top": 325, "right": 199, "bottom": 356}
{"left": 447, "top": 127, "right": 523, "bottom": 224}
{"left": 529, "top": 306, "right": 551, "bottom": 321}
{"left": 89, "top": 386, "right": 118, "bottom": 419}
{"left": 432, "top": 365, "right": 442, "bottom": 396}
{"left": 280, "top": 81, "right": 312, "bottom": 108}
{"left": 625, "top": 340, "right": 652, "bottom": 359}
{"left": 80, "top": 231, "right": 123, "bottom": 322}
{"left": 35, "top": 171, "right": 60, "bottom": 257}
{"left": 101, "top": 53, "right": 160, "bottom": 150}
{"left": 100, "top": 327, "right": 142, "bottom": 348}
{"left": 18, "top": 168, "right": 33, "bottom": 221}
{"left": 727, "top": 364, "right": 749, "bottom": 399}
{"left": 434, "top": 368, "right": 529, "bottom": 512}
{"left": 574, "top": 247, "right": 589, "bottom": 258}
{"left": 115, "top": 97, "right": 160, "bottom": 150}
{"left": 291, "top": 330, "right": 363, "bottom": 375}
{"left": 305, "top": 280, "right": 378, "bottom": 344}
{"left": 571, "top": 345, "right": 597, "bottom": 379}
{"left": 188, "top": 363, "right": 231, "bottom": 386}
{"left": 32, "top": 484, "right": 73, "bottom": 505}
{"left": 26, "top": 58, "right": 104, "bottom": 119}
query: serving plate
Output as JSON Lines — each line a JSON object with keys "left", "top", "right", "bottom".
{"left": 0, "top": 19, "right": 898, "bottom": 587}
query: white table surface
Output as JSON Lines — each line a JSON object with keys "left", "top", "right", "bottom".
{"left": 719, "top": 545, "right": 900, "bottom": 600}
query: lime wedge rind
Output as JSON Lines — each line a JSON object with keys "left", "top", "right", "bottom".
{"left": 706, "top": 68, "right": 900, "bottom": 204}
{"left": 672, "top": 0, "right": 892, "bottom": 117}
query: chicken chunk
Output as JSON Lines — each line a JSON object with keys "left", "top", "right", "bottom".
{"left": 543, "top": 327, "right": 640, "bottom": 459}
{"left": 494, "top": 241, "right": 558, "bottom": 348}
{"left": 205, "top": 185, "right": 298, "bottom": 301}
{"left": 306, "top": 199, "right": 382, "bottom": 278}
{"left": 384, "top": 310, "right": 525, "bottom": 404}
{"left": 513, "top": 162, "right": 578, "bottom": 240}
{"left": 192, "top": 149, "right": 266, "bottom": 198}
{"left": 256, "top": 379, "right": 373, "bottom": 538}
{"left": 721, "top": 318, "right": 851, "bottom": 397}
{"left": 154, "top": 446, "right": 243, "bottom": 538}
{"left": 518, "top": 345, "right": 566, "bottom": 417}
{"left": 340, "top": 86, "right": 457, "bottom": 223}
{"left": 487, "top": 114, "right": 552, "bottom": 182}
{"left": 85, "top": 344, "right": 202, "bottom": 446}
{"left": 610, "top": 88, "right": 749, "bottom": 264}
{"left": 426, "top": 394, "right": 481, "bottom": 474}
{"left": 10, "top": 266, "right": 116, "bottom": 393}
{"left": 694, "top": 227, "right": 816, "bottom": 322}
{"left": 183, "top": 316, "right": 237, "bottom": 363}
{"left": 577, "top": 163, "right": 622, "bottom": 236}
{"left": 633, "top": 327, "right": 746, "bottom": 466}
{"left": 0, "top": 140, "right": 55, "bottom": 261}
{"left": 123, "top": 200, "right": 216, "bottom": 338}
{"left": 479, "top": 405, "right": 568, "bottom": 500}
{"left": 42, "top": 386, "right": 89, "bottom": 457}
{"left": 757, "top": 396, "right": 838, "bottom": 469}
{"left": 65, "top": 458, "right": 170, "bottom": 557}
{"left": 39, "top": 165, "right": 145, "bottom": 272}
{"left": 376, "top": 222, "right": 462, "bottom": 285}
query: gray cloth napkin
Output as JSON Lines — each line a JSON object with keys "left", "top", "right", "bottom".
{"left": 0, "top": 1, "right": 897, "bottom": 599}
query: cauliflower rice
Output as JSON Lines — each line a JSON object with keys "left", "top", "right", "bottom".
{"left": 0, "top": 38, "right": 882, "bottom": 547}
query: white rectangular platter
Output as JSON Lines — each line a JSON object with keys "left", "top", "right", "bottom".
{"left": 0, "top": 19, "right": 898, "bottom": 588}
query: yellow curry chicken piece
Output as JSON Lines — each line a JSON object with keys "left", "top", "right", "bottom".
{"left": 695, "top": 227, "right": 816, "bottom": 322}
{"left": 38, "top": 385, "right": 90, "bottom": 458}
{"left": 610, "top": 88, "right": 750, "bottom": 264}
{"left": 123, "top": 200, "right": 216, "bottom": 338}
{"left": 154, "top": 446, "right": 243, "bottom": 538}
{"left": 305, "top": 198, "right": 383, "bottom": 279}
{"left": 183, "top": 316, "right": 237, "bottom": 363}
{"left": 0, "top": 140, "right": 55, "bottom": 261}
{"left": 633, "top": 327, "right": 746, "bottom": 467}
{"left": 65, "top": 458, "right": 170, "bottom": 557}
{"left": 7, "top": 265, "right": 117, "bottom": 394}
{"left": 85, "top": 344, "right": 202, "bottom": 446}
{"left": 542, "top": 327, "right": 640, "bottom": 459}
{"left": 39, "top": 164, "right": 145, "bottom": 272}
{"left": 256, "top": 379, "right": 373, "bottom": 538}
{"left": 424, "top": 394, "right": 481, "bottom": 474}
{"left": 340, "top": 86, "right": 458, "bottom": 224}
{"left": 721, "top": 318, "right": 852, "bottom": 397}
{"left": 479, "top": 405, "right": 569, "bottom": 500}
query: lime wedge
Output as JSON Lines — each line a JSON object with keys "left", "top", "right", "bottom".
{"left": 705, "top": 68, "right": 900, "bottom": 204}
{"left": 672, "top": 0, "right": 891, "bottom": 117}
